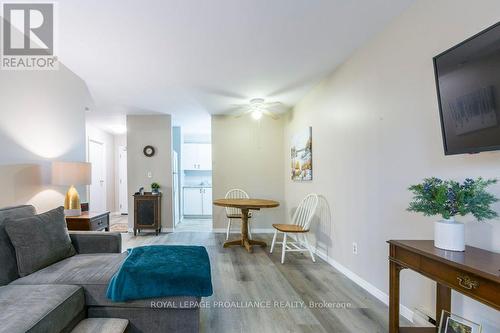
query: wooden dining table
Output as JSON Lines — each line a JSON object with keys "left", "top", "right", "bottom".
{"left": 213, "top": 198, "right": 280, "bottom": 253}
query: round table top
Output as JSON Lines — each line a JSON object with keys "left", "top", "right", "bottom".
{"left": 213, "top": 198, "right": 280, "bottom": 209}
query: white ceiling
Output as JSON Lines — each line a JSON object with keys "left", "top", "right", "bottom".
{"left": 58, "top": 0, "right": 414, "bottom": 134}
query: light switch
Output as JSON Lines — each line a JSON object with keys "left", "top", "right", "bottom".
{"left": 147, "top": 171, "right": 152, "bottom": 178}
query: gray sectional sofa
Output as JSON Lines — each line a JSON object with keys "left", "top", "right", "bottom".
{"left": 0, "top": 205, "right": 200, "bottom": 333}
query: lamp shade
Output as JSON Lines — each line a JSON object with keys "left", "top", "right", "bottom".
{"left": 52, "top": 161, "right": 91, "bottom": 186}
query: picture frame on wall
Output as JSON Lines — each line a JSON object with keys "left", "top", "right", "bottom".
{"left": 438, "top": 310, "right": 482, "bottom": 333}
{"left": 291, "top": 126, "right": 312, "bottom": 181}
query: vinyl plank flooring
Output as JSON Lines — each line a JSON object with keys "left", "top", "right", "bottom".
{"left": 122, "top": 232, "right": 411, "bottom": 333}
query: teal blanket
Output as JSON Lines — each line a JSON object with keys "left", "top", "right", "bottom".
{"left": 106, "top": 245, "right": 213, "bottom": 302}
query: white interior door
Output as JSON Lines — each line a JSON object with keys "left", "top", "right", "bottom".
{"left": 88, "top": 140, "right": 106, "bottom": 212}
{"left": 118, "top": 146, "right": 128, "bottom": 214}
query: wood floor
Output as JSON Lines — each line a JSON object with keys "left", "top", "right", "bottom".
{"left": 110, "top": 214, "right": 129, "bottom": 233}
{"left": 122, "top": 232, "right": 410, "bottom": 333}
{"left": 175, "top": 218, "right": 213, "bottom": 232}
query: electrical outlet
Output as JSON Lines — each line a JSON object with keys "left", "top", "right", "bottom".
{"left": 352, "top": 242, "right": 358, "bottom": 255}
{"left": 147, "top": 171, "right": 152, "bottom": 178}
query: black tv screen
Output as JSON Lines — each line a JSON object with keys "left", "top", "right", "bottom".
{"left": 434, "top": 22, "right": 500, "bottom": 155}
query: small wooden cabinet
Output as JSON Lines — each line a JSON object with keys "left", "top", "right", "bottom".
{"left": 134, "top": 193, "right": 162, "bottom": 236}
{"left": 65, "top": 211, "right": 110, "bottom": 231}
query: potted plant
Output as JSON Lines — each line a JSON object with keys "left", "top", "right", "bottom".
{"left": 151, "top": 182, "right": 160, "bottom": 195}
{"left": 407, "top": 177, "right": 498, "bottom": 251}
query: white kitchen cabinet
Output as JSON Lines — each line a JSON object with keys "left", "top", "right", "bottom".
{"left": 197, "top": 144, "right": 212, "bottom": 170}
{"left": 182, "top": 143, "right": 212, "bottom": 170}
{"left": 201, "top": 187, "right": 212, "bottom": 215}
{"left": 183, "top": 188, "right": 203, "bottom": 215}
{"left": 182, "top": 144, "right": 199, "bottom": 171}
{"left": 183, "top": 187, "right": 212, "bottom": 216}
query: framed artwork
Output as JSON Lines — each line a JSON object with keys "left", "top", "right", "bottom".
{"left": 438, "top": 310, "right": 481, "bottom": 333}
{"left": 291, "top": 126, "right": 312, "bottom": 181}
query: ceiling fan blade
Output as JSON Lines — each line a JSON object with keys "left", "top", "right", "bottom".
{"left": 263, "top": 101, "right": 283, "bottom": 107}
{"left": 262, "top": 110, "right": 280, "bottom": 120}
{"left": 221, "top": 105, "right": 246, "bottom": 114}
{"left": 234, "top": 109, "right": 252, "bottom": 118}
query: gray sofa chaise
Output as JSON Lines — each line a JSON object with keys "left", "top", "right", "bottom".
{"left": 0, "top": 205, "right": 200, "bottom": 333}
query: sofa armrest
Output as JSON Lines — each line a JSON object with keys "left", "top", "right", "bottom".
{"left": 69, "top": 231, "right": 122, "bottom": 254}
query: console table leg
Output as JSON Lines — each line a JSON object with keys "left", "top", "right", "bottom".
{"left": 436, "top": 283, "right": 451, "bottom": 326}
{"left": 389, "top": 259, "right": 401, "bottom": 333}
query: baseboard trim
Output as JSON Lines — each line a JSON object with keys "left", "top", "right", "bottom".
{"left": 212, "top": 228, "right": 275, "bottom": 234}
{"left": 126, "top": 227, "right": 174, "bottom": 233}
{"left": 312, "top": 247, "right": 414, "bottom": 323}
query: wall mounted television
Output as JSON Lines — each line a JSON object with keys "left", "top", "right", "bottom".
{"left": 434, "top": 21, "right": 500, "bottom": 155}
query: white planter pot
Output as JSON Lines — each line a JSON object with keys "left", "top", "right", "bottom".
{"left": 434, "top": 219, "right": 465, "bottom": 252}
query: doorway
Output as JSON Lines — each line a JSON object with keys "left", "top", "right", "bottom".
{"left": 88, "top": 139, "right": 106, "bottom": 212}
{"left": 172, "top": 127, "right": 212, "bottom": 232}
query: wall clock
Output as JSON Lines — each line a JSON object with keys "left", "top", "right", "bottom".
{"left": 143, "top": 145, "right": 155, "bottom": 157}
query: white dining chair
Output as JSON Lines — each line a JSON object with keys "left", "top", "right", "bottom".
{"left": 270, "top": 193, "right": 319, "bottom": 264}
{"left": 225, "top": 189, "right": 253, "bottom": 240}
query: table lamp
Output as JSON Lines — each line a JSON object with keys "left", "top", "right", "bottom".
{"left": 52, "top": 161, "right": 91, "bottom": 216}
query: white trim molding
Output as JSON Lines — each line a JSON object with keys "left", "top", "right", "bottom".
{"left": 212, "top": 228, "right": 275, "bottom": 234}
{"left": 312, "top": 246, "right": 414, "bottom": 323}
{"left": 127, "top": 227, "right": 174, "bottom": 233}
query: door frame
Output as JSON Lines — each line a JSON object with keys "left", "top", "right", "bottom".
{"left": 87, "top": 138, "right": 107, "bottom": 211}
{"left": 118, "top": 145, "right": 128, "bottom": 215}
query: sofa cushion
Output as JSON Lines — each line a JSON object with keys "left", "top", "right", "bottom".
{"left": 12, "top": 253, "right": 200, "bottom": 309}
{"left": 0, "top": 284, "right": 85, "bottom": 333}
{"left": 5, "top": 206, "right": 76, "bottom": 277}
{"left": 0, "top": 205, "right": 36, "bottom": 285}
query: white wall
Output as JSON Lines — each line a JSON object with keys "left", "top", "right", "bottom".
{"left": 212, "top": 115, "right": 285, "bottom": 230}
{"left": 0, "top": 65, "right": 92, "bottom": 213}
{"left": 85, "top": 124, "right": 117, "bottom": 212}
{"left": 127, "top": 115, "right": 173, "bottom": 229}
{"left": 284, "top": 0, "right": 500, "bottom": 331}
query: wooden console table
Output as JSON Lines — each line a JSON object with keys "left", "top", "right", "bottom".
{"left": 388, "top": 240, "right": 500, "bottom": 333}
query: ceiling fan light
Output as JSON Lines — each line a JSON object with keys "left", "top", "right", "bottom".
{"left": 251, "top": 110, "right": 263, "bottom": 120}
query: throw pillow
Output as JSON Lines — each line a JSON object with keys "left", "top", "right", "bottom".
{"left": 5, "top": 206, "right": 76, "bottom": 277}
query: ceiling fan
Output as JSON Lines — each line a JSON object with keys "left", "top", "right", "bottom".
{"left": 230, "top": 98, "right": 284, "bottom": 120}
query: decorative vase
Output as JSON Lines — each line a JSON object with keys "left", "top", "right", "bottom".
{"left": 434, "top": 218, "right": 465, "bottom": 251}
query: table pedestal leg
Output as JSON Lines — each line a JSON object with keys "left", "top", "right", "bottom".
{"left": 223, "top": 208, "right": 266, "bottom": 252}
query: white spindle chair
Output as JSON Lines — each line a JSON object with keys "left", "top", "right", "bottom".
{"left": 270, "top": 193, "right": 319, "bottom": 264}
{"left": 225, "top": 189, "right": 253, "bottom": 240}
